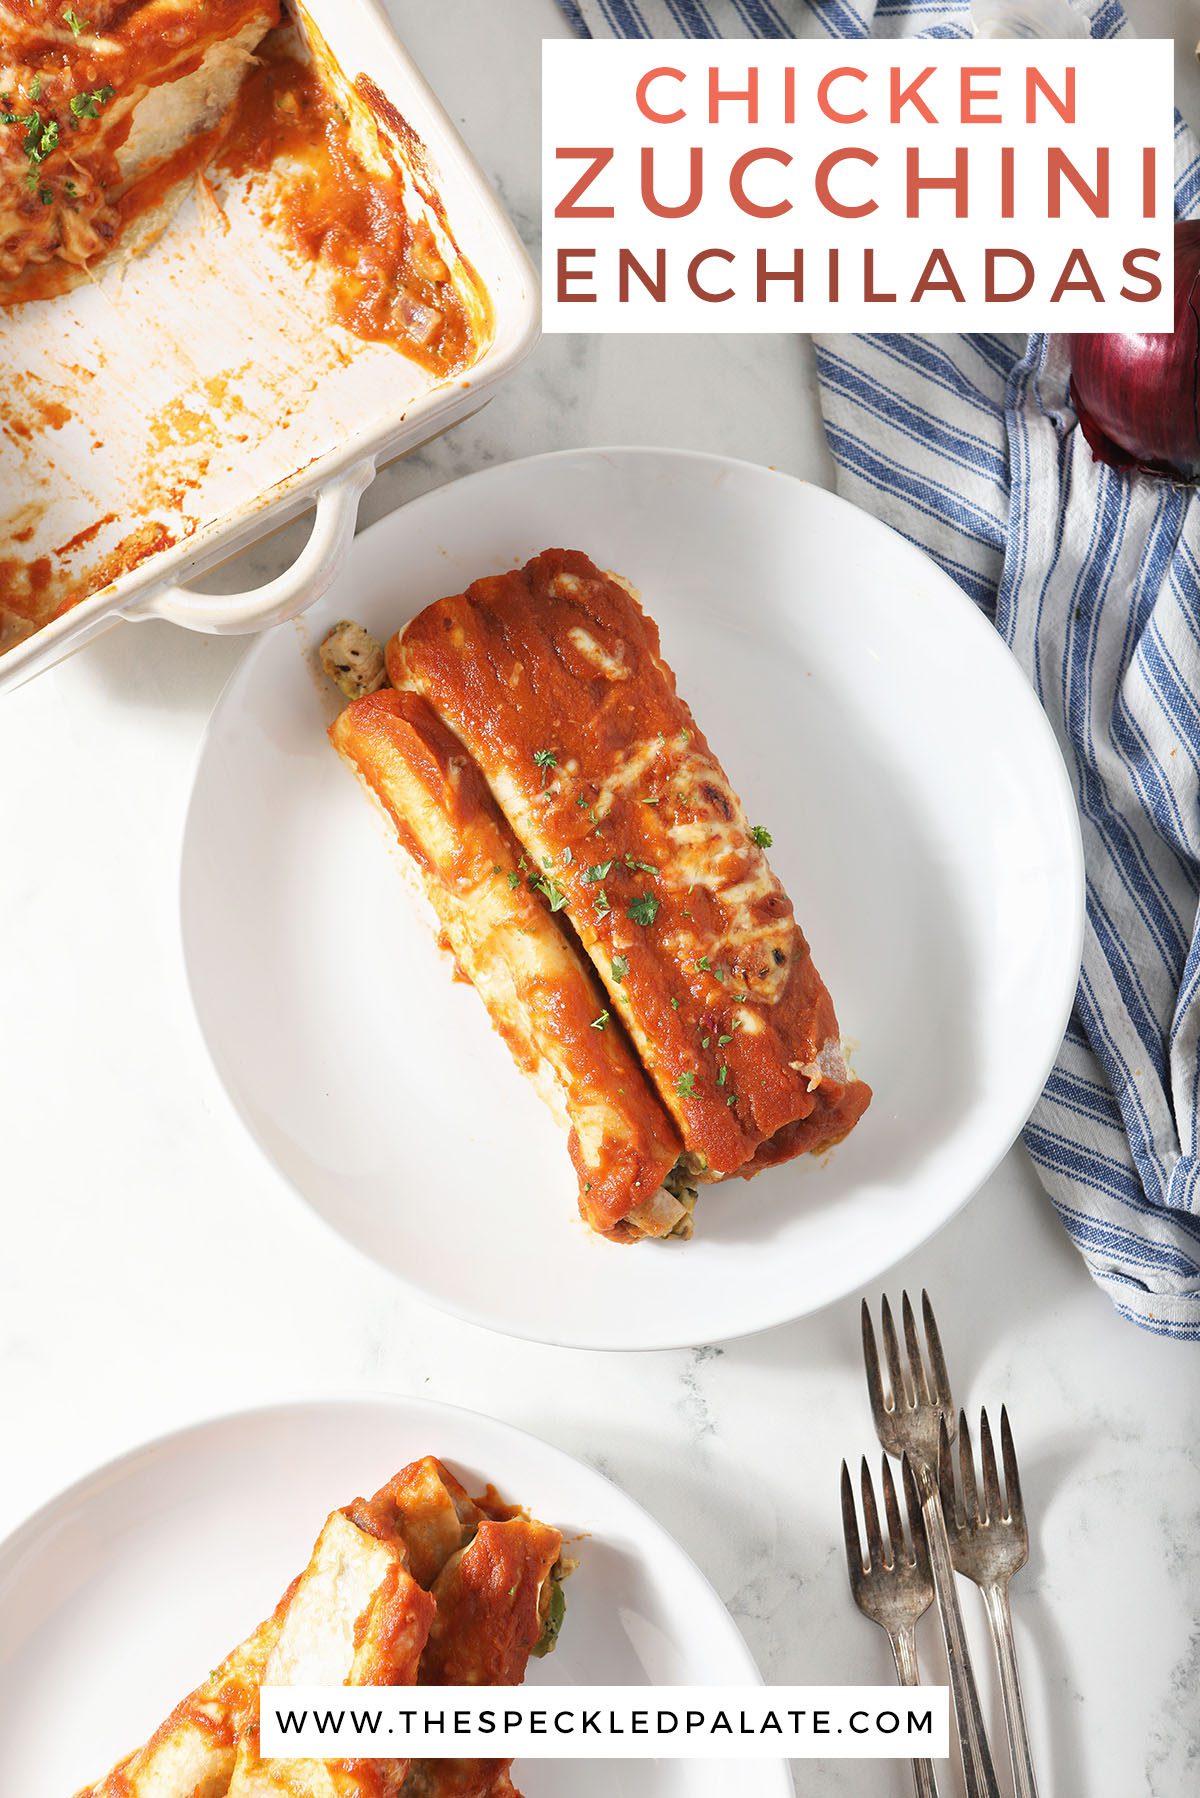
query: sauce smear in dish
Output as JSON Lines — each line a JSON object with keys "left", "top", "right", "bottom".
{"left": 216, "top": 31, "right": 486, "bottom": 377}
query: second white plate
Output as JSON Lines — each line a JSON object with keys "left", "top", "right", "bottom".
{"left": 0, "top": 1397, "right": 786, "bottom": 1798}
{"left": 181, "top": 448, "right": 1083, "bottom": 1349}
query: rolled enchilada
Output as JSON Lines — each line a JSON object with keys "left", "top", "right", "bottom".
{"left": 74, "top": 1606, "right": 286, "bottom": 1798}
{"left": 406, "top": 1515, "right": 565, "bottom": 1798}
{"left": 75, "top": 1456, "right": 567, "bottom": 1798}
{"left": 386, "top": 549, "right": 871, "bottom": 1181}
{"left": 74, "top": 1504, "right": 434, "bottom": 1798}
{"left": 329, "top": 686, "right": 697, "bottom": 1242}
{"left": 225, "top": 1507, "right": 435, "bottom": 1798}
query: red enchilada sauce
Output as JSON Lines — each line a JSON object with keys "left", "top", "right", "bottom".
{"left": 1, "top": 10, "right": 486, "bottom": 377}
{"left": 215, "top": 33, "right": 486, "bottom": 377}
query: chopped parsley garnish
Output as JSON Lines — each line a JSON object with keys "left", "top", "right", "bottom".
{"left": 627, "top": 893, "right": 659, "bottom": 927}
{"left": 718, "top": 1033, "right": 732, "bottom": 1046}
{"left": 679, "top": 728, "right": 691, "bottom": 745}
{"left": 717, "top": 1064, "right": 728, "bottom": 1087}
{"left": 70, "top": 86, "right": 113, "bottom": 121}
{"left": 623, "top": 852, "right": 657, "bottom": 874}
{"left": 696, "top": 956, "right": 711, "bottom": 972}
{"left": 726, "top": 1094, "right": 737, "bottom": 1106}
{"left": 561, "top": 846, "right": 572, "bottom": 866}
{"left": 583, "top": 860, "right": 612, "bottom": 883}
{"left": 593, "top": 886, "right": 611, "bottom": 917}
{"left": 531, "top": 875, "right": 569, "bottom": 913}
{"left": 506, "top": 870, "right": 521, "bottom": 891}
{"left": 701, "top": 1035, "right": 710, "bottom": 1049}
{"left": 541, "top": 855, "right": 553, "bottom": 870}
{"left": 670, "top": 997, "right": 680, "bottom": 1010}
{"left": 532, "top": 747, "right": 557, "bottom": 787}
{"left": 64, "top": 9, "right": 89, "bottom": 33}
{"left": 611, "top": 954, "right": 629, "bottom": 984}
{"left": 2, "top": 101, "right": 66, "bottom": 193}
{"left": 675, "top": 1070, "right": 697, "bottom": 1098}
{"left": 591, "top": 1010, "right": 609, "bottom": 1031}
{"left": 750, "top": 824, "right": 773, "bottom": 849}
{"left": 28, "top": 75, "right": 43, "bottom": 103}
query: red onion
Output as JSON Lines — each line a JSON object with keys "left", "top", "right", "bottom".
{"left": 1068, "top": 221, "right": 1200, "bottom": 484}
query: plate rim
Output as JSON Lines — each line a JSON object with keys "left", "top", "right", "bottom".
{"left": 0, "top": 1391, "right": 793, "bottom": 1798}
{"left": 178, "top": 445, "right": 1085, "bottom": 1352}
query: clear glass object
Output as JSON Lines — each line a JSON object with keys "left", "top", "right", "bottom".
{"left": 970, "top": 0, "right": 1092, "bottom": 37}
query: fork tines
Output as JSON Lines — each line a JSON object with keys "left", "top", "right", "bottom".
{"left": 939, "top": 1405, "right": 1025, "bottom": 1530}
{"left": 840, "top": 1454, "right": 932, "bottom": 1620}
{"left": 862, "top": 1290, "right": 955, "bottom": 1463}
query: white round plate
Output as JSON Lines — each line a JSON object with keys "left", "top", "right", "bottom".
{"left": 0, "top": 1396, "right": 788, "bottom": 1798}
{"left": 182, "top": 448, "right": 1083, "bottom": 1350}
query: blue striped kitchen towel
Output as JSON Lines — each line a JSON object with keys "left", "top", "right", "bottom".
{"left": 554, "top": 0, "right": 1200, "bottom": 1338}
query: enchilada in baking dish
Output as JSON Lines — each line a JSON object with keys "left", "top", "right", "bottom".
{"left": 0, "top": 3, "right": 486, "bottom": 369}
{"left": 0, "top": 1, "right": 281, "bottom": 297}
{"left": 327, "top": 551, "right": 870, "bottom": 1243}
{"left": 76, "top": 1456, "right": 568, "bottom": 1798}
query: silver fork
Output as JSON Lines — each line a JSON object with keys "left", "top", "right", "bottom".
{"left": 862, "top": 1292, "right": 1002, "bottom": 1798}
{"left": 940, "top": 1407, "right": 1041, "bottom": 1798}
{"left": 840, "top": 1454, "right": 940, "bottom": 1798}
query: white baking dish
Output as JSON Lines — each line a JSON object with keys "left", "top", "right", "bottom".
{"left": 0, "top": 0, "right": 538, "bottom": 694}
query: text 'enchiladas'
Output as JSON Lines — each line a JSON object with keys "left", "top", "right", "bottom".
{"left": 328, "top": 550, "right": 871, "bottom": 1244}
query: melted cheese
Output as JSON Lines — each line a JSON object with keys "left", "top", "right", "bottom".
{"left": 592, "top": 733, "right": 665, "bottom": 814}
{"left": 567, "top": 623, "right": 630, "bottom": 681}
{"left": 590, "top": 740, "right": 791, "bottom": 1001}
{"left": 664, "top": 754, "right": 793, "bottom": 1003}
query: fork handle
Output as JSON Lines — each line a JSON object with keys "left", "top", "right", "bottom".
{"left": 888, "top": 1625, "right": 941, "bottom": 1798}
{"left": 913, "top": 1460, "right": 1003, "bottom": 1798}
{"left": 980, "top": 1580, "right": 1040, "bottom": 1798}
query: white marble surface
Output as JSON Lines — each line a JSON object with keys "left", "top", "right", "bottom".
{"left": 2, "top": 2, "right": 1199, "bottom": 1794}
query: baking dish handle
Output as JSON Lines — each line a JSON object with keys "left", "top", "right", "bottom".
{"left": 119, "top": 458, "right": 376, "bottom": 635}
